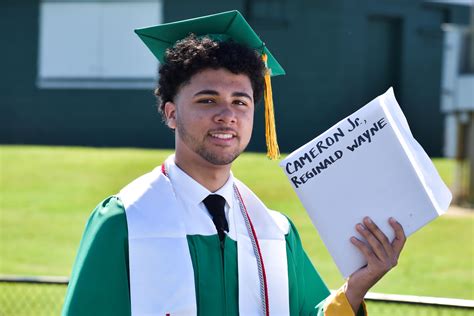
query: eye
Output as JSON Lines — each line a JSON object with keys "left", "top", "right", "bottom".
{"left": 197, "top": 98, "right": 215, "bottom": 104}
{"left": 233, "top": 99, "right": 248, "bottom": 106}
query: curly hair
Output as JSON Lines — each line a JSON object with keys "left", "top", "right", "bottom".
{"left": 155, "top": 34, "right": 266, "bottom": 119}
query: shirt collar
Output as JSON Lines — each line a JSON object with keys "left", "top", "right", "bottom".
{"left": 165, "top": 155, "right": 235, "bottom": 208}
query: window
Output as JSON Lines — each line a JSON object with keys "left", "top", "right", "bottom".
{"left": 38, "top": 0, "right": 162, "bottom": 89}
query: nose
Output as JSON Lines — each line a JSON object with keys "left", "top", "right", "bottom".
{"left": 214, "top": 103, "right": 237, "bottom": 124}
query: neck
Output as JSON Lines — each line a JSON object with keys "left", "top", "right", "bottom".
{"left": 174, "top": 153, "right": 232, "bottom": 193}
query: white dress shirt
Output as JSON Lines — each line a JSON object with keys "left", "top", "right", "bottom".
{"left": 166, "top": 156, "right": 238, "bottom": 239}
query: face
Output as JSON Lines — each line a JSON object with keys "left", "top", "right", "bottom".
{"left": 164, "top": 68, "right": 254, "bottom": 166}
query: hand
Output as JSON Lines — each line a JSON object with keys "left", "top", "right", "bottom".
{"left": 344, "top": 216, "right": 406, "bottom": 313}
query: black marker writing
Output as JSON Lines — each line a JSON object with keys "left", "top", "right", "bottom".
{"left": 346, "top": 118, "right": 387, "bottom": 152}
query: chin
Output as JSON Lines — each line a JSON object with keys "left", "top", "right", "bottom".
{"left": 198, "top": 148, "right": 242, "bottom": 166}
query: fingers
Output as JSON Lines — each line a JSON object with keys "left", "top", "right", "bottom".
{"left": 353, "top": 217, "right": 406, "bottom": 268}
{"left": 350, "top": 217, "right": 406, "bottom": 288}
{"left": 363, "top": 217, "right": 393, "bottom": 258}
{"left": 355, "top": 218, "right": 389, "bottom": 262}
{"left": 389, "top": 217, "right": 406, "bottom": 256}
{"left": 350, "top": 236, "right": 377, "bottom": 264}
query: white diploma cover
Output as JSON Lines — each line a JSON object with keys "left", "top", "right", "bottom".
{"left": 280, "top": 88, "right": 452, "bottom": 278}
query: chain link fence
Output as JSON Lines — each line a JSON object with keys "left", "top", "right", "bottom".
{"left": 365, "top": 301, "right": 474, "bottom": 316}
{"left": 0, "top": 276, "right": 67, "bottom": 316}
{"left": 364, "top": 293, "right": 474, "bottom": 316}
{"left": 1, "top": 276, "right": 473, "bottom": 316}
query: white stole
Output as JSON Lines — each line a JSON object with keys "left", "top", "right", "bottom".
{"left": 118, "top": 164, "right": 290, "bottom": 315}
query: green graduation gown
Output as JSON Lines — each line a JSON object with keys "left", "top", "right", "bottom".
{"left": 62, "top": 196, "right": 365, "bottom": 316}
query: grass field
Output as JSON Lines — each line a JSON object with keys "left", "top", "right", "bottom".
{"left": 1, "top": 145, "right": 473, "bottom": 305}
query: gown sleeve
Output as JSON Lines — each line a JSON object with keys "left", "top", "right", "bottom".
{"left": 61, "top": 196, "right": 131, "bottom": 316}
{"left": 286, "top": 218, "right": 367, "bottom": 316}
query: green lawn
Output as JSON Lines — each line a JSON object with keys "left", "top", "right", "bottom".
{"left": 1, "top": 146, "right": 473, "bottom": 302}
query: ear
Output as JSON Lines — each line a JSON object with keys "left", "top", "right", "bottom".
{"left": 164, "top": 101, "right": 177, "bottom": 129}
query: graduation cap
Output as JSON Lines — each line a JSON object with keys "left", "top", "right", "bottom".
{"left": 135, "top": 10, "right": 285, "bottom": 160}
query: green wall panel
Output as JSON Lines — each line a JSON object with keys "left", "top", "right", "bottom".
{"left": 0, "top": 0, "right": 470, "bottom": 156}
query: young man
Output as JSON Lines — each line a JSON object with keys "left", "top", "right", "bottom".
{"left": 62, "top": 11, "right": 405, "bottom": 316}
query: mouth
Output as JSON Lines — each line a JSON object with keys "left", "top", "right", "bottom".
{"left": 209, "top": 130, "right": 237, "bottom": 138}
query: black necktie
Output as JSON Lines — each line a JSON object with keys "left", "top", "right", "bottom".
{"left": 203, "top": 194, "right": 229, "bottom": 241}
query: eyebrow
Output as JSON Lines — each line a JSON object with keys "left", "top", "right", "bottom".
{"left": 194, "top": 90, "right": 253, "bottom": 101}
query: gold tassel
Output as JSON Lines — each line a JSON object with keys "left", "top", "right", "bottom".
{"left": 262, "top": 53, "right": 280, "bottom": 160}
